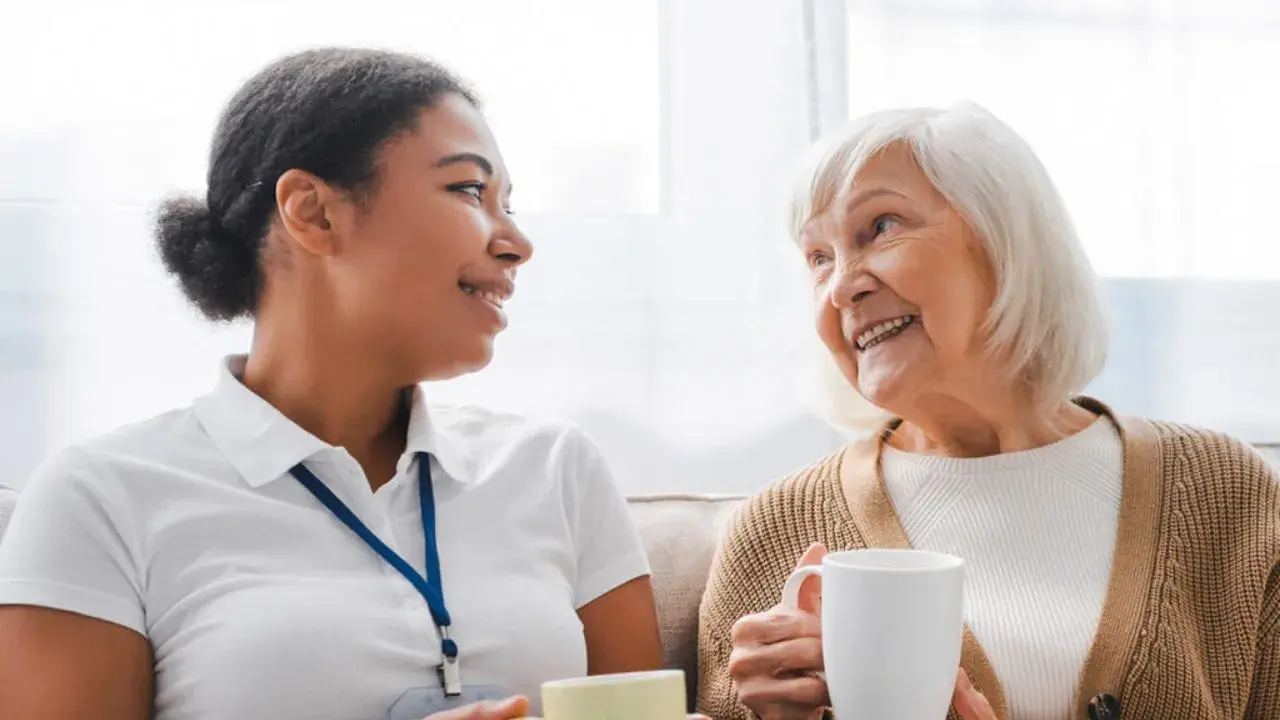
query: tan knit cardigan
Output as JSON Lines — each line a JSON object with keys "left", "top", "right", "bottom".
{"left": 697, "top": 402, "right": 1280, "bottom": 720}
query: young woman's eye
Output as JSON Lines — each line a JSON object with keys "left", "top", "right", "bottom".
{"left": 448, "top": 182, "right": 486, "bottom": 201}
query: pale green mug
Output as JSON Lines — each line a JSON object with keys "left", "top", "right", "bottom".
{"left": 539, "top": 669, "right": 687, "bottom": 720}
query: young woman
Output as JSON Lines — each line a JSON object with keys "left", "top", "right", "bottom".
{"left": 0, "top": 48, "right": 663, "bottom": 720}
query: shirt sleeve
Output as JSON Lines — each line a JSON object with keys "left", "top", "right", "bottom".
{"left": 560, "top": 428, "right": 651, "bottom": 609}
{"left": 0, "top": 447, "right": 147, "bottom": 636}
{"left": 0, "top": 487, "right": 18, "bottom": 542}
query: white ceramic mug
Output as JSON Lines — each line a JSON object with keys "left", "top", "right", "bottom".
{"left": 782, "top": 548, "right": 965, "bottom": 720}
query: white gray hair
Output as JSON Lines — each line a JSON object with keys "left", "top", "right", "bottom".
{"left": 791, "top": 103, "right": 1108, "bottom": 425}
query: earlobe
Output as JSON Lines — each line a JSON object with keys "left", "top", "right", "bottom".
{"left": 275, "top": 169, "right": 338, "bottom": 256}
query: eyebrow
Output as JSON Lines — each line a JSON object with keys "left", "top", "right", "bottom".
{"left": 845, "top": 187, "right": 908, "bottom": 213}
{"left": 435, "top": 152, "right": 494, "bottom": 177}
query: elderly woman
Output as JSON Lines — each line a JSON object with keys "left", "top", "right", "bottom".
{"left": 696, "top": 104, "right": 1279, "bottom": 720}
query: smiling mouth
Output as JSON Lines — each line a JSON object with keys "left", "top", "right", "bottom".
{"left": 459, "top": 282, "right": 508, "bottom": 311}
{"left": 856, "top": 315, "right": 918, "bottom": 351}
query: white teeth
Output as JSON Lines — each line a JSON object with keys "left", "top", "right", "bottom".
{"left": 462, "top": 284, "right": 505, "bottom": 308}
{"left": 856, "top": 315, "right": 915, "bottom": 350}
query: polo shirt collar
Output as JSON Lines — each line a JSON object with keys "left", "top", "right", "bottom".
{"left": 400, "top": 384, "right": 475, "bottom": 486}
{"left": 194, "top": 356, "right": 474, "bottom": 488}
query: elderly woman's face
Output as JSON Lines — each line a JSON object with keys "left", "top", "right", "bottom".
{"left": 801, "top": 143, "right": 995, "bottom": 413}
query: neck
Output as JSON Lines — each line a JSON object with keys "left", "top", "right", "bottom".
{"left": 242, "top": 298, "right": 409, "bottom": 490}
{"left": 889, "top": 394, "right": 1097, "bottom": 457}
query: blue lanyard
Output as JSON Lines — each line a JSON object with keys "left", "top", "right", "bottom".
{"left": 289, "top": 453, "right": 463, "bottom": 695}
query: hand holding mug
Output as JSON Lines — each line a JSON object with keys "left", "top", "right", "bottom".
{"left": 728, "top": 543, "right": 831, "bottom": 720}
{"left": 779, "top": 546, "right": 966, "bottom": 720}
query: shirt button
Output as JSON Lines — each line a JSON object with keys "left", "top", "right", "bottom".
{"left": 1088, "top": 693, "right": 1121, "bottom": 720}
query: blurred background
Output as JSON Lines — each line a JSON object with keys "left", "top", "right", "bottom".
{"left": 1, "top": 0, "right": 1277, "bottom": 493}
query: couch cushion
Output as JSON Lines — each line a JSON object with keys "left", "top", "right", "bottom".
{"left": 627, "top": 494, "right": 744, "bottom": 703}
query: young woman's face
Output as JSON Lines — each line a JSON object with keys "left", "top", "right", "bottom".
{"left": 329, "top": 94, "right": 533, "bottom": 380}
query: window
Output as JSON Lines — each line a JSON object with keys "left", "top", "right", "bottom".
{"left": 2, "top": 1, "right": 1273, "bottom": 495}
{"left": 2, "top": 1, "right": 848, "bottom": 493}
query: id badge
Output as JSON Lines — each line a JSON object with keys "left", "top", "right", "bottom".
{"left": 385, "top": 685, "right": 515, "bottom": 720}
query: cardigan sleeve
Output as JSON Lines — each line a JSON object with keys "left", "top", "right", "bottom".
{"left": 695, "top": 465, "right": 852, "bottom": 720}
{"left": 696, "top": 492, "right": 799, "bottom": 720}
{"left": 1246, "top": 562, "right": 1280, "bottom": 719}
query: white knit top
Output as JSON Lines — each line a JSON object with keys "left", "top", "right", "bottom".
{"left": 880, "top": 419, "right": 1124, "bottom": 720}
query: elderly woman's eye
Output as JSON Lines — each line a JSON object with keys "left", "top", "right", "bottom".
{"left": 871, "top": 215, "right": 898, "bottom": 237}
{"left": 807, "top": 251, "right": 832, "bottom": 269}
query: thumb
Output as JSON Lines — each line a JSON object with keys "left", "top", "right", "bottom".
{"left": 794, "top": 543, "right": 827, "bottom": 615}
{"left": 439, "top": 695, "right": 531, "bottom": 719}
{"left": 796, "top": 542, "right": 828, "bottom": 569}
{"left": 487, "top": 695, "right": 531, "bottom": 719}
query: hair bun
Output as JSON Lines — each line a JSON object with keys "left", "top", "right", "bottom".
{"left": 154, "top": 194, "right": 257, "bottom": 321}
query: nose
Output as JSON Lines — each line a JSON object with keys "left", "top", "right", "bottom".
{"left": 489, "top": 215, "right": 533, "bottom": 268}
{"left": 827, "top": 258, "right": 878, "bottom": 308}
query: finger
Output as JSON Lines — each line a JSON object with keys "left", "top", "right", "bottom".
{"left": 731, "top": 606, "right": 823, "bottom": 646}
{"left": 489, "top": 695, "right": 531, "bottom": 719}
{"left": 728, "top": 636, "right": 825, "bottom": 680}
{"left": 435, "top": 695, "right": 531, "bottom": 719}
{"left": 795, "top": 542, "right": 829, "bottom": 570}
{"left": 737, "top": 674, "right": 830, "bottom": 711}
{"left": 793, "top": 544, "right": 827, "bottom": 614}
{"left": 953, "top": 670, "right": 997, "bottom": 720}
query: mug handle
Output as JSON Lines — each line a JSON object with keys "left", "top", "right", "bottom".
{"left": 780, "top": 565, "right": 828, "bottom": 686}
{"left": 780, "top": 564, "right": 824, "bottom": 609}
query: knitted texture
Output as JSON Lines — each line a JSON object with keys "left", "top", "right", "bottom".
{"left": 696, "top": 413, "right": 1280, "bottom": 720}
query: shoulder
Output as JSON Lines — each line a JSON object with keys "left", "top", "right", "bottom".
{"left": 425, "top": 404, "right": 611, "bottom": 497}
{"left": 36, "top": 406, "right": 201, "bottom": 477}
{"left": 427, "top": 403, "right": 592, "bottom": 459}
{"left": 19, "top": 406, "right": 214, "bottom": 510}
{"left": 1129, "top": 417, "right": 1280, "bottom": 554}
{"left": 701, "top": 450, "right": 849, "bottom": 630}
{"left": 1141, "top": 419, "right": 1278, "bottom": 496}
{"left": 715, "top": 449, "right": 848, "bottom": 580}
{"left": 732, "top": 450, "right": 843, "bottom": 534}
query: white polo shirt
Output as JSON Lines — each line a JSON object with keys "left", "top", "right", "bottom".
{"left": 0, "top": 357, "right": 651, "bottom": 719}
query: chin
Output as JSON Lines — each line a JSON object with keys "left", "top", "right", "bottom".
{"left": 418, "top": 339, "right": 496, "bottom": 382}
{"left": 853, "top": 365, "right": 923, "bottom": 417}
{"left": 454, "top": 342, "right": 495, "bottom": 376}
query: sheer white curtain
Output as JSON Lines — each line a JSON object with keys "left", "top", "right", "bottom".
{"left": 2, "top": 0, "right": 1276, "bottom": 495}
{"left": 0, "top": 0, "right": 844, "bottom": 493}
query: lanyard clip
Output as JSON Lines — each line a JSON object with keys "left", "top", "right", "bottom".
{"left": 438, "top": 627, "right": 462, "bottom": 696}
{"left": 439, "top": 655, "right": 463, "bottom": 696}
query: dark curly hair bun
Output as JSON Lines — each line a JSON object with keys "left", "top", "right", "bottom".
{"left": 155, "top": 194, "right": 258, "bottom": 321}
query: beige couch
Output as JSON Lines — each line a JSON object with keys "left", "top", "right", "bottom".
{"left": 0, "top": 488, "right": 741, "bottom": 707}
{"left": 626, "top": 495, "right": 745, "bottom": 702}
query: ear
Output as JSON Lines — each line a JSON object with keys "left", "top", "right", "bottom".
{"left": 275, "top": 169, "right": 344, "bottom": 257}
